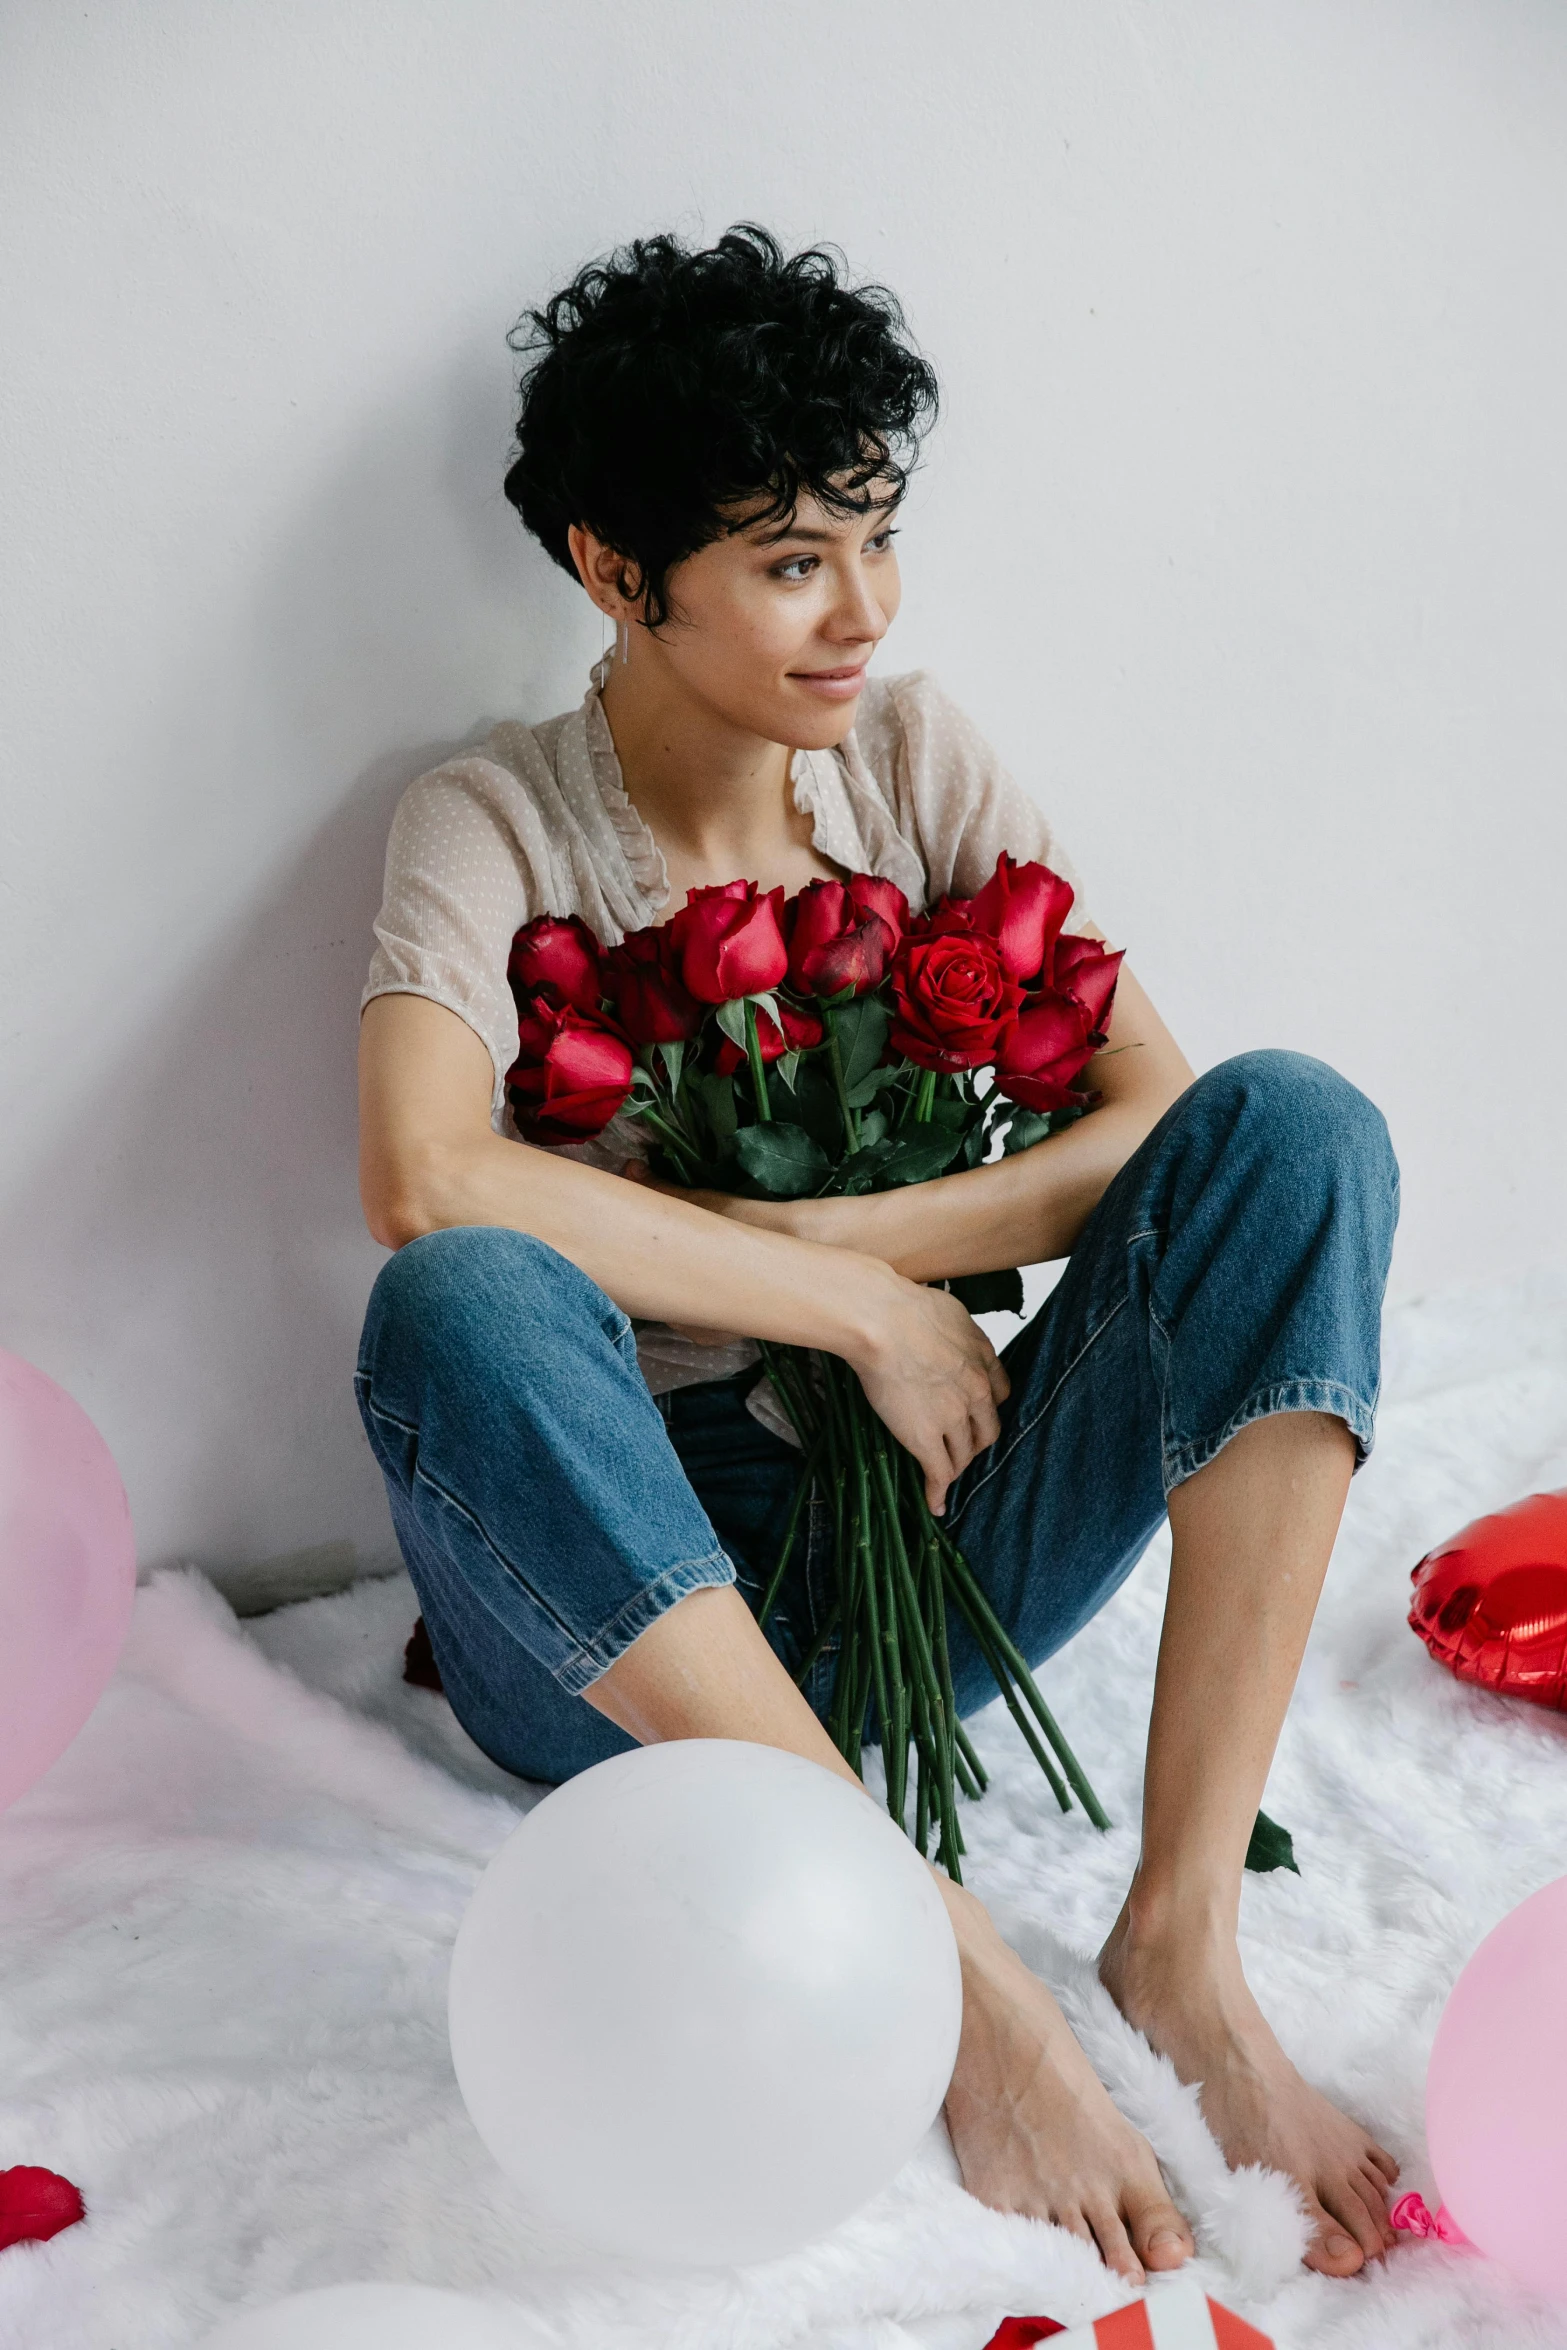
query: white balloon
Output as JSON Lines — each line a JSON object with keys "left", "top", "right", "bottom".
{"left": 200, "top": 2282, "right": 532, "bottom": 2348}
{"left": 448, "top": 1739, "right": 963, "bottom": 2268}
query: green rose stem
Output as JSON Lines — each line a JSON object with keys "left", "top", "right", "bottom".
{"left": 913, "top": 1066, "right": 938, "bottom": 1123}
{"left": 755, "top": 1310, "right": 1109, "bottom": 1878}
{"left": 637, "top": 1104, "right": 703, "bottom": 1184}
{"left": 743, "top": 998, "right": 773, "bottom": 1121}
{"left": 822, "top": 1004, "right": 863, "bottom": 1151}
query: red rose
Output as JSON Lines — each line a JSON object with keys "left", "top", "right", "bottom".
{"left": 912, "top": 895, "right": 980, "bottom": 939}
{"left": 603, "top": 924, "right": 704, "bottom": 1045}
{"left": 784, "top": 879, "right": 898, "bottom": 998}
{"left": 992, "top": 993, "right": 1099, "bottom": 1111}
{"left": 507, "top": 914, "right": 604, "bottom": 1016}
{"left": 889, "top": 929, "right": 1022, "bottom": 1072}
{"left": 715, "top": 999, "right": 825, "bottom": 1074}
{"left": 847, "top": 874, "right": 909, "bottom": 953}
{"left": 970, "top": 855, "right": 1076, "bottom": 985}
{"left": 993, "top": 939, "right": 1123, "bottom": 1112}
{"left": 670, "top": 880, "right": 789, "bottom": 1004}
{"left": 1053, "top": 932, "right": 1123, "bottom": 1038}
{"left": 506, "top": 998, "right": 633, "bottom": 1142}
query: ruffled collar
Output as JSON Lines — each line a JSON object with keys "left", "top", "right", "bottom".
{"left": 578, "top": 659, "right": 923, "bottom": 914}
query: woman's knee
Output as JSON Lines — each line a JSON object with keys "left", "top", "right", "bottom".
{"left": 1186, "top": 1050, "right": 1399, "bottom": 1205}
{"left": 359, "top": 1225, "right": 628, "bottom": 1390}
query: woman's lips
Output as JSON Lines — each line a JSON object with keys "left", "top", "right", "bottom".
{"left": 789, "top": 663, "right": 868, "bottom": 702}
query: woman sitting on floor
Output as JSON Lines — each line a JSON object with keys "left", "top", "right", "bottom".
{"left": 355, "top": 223, "right": 1401, "bottom": 2284}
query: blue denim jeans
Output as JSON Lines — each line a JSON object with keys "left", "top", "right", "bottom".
{"left": 354, "top": 1051, "right": 1398, "bottom": 1785}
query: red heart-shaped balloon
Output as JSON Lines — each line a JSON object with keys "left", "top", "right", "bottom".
{"left": 1409, "top": 1489, "right": 1567, "bottom": 1709}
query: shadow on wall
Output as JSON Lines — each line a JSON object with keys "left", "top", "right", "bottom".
{"left": 0, "top": 358, "right": 576, "bottom": 1600}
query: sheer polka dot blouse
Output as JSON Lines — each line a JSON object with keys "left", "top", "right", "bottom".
{"left": 363, "top": 662, "right": 1084, "bottom": 1118}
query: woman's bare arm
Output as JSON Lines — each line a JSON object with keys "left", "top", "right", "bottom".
{"left": 358, "top": 991, "right": 1008, "bottom": 1510}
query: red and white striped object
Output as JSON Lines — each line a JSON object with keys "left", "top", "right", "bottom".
{"left": 997, "top": 2278, "right": 1273, "bottom": 2350}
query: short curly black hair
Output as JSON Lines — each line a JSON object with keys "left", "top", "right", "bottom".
{"left": 503, "top": 224, "right": 939, "bottom": 628}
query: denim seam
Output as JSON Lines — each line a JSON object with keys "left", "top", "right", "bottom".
{"left": 558, "top": 1546, "right": 737, "bottom": 1696}
{"left": 409, "top": 1461, "right": 587, "bottom": 1658}
{"left": 950, "top": 1290, "right": 1130, "bottom": 1526}
{"left": 354, "top": 1374, "right": 418, "bottom": 1440}
{"left": 1162, "top": 1376, "right": 1377, "bottom": 1496}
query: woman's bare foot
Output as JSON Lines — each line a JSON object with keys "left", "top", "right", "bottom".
{"left": 941, "top": 1885, "right": 1195, "bottom": 2284}
{"left": 1097, "top": 1894, "right": 1400, "bottom": 2277}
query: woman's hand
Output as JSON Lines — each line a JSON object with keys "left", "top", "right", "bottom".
{"left": 844, "top": 1273, "right": 1009, "bottom": 1514}
{"left": 621, "top": 1160, "right": 1007, "bottom": 1504}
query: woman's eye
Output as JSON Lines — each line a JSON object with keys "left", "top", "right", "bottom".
{"left": 774, "top": 556, "right": 818, "bottom": 582}
{"left": 866, "top": 527, "right": 899, "bottom": 555}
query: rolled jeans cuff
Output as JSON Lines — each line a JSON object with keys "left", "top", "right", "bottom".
{"left": 553, "top": 1544, "right": 736, "bottom": 1695}
{"left": 1163, "top": 1375, "right": 1379, "bottom": 1495}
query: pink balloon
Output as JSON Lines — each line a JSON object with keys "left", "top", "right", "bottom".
{"left": 0, "top": 1349, "right": 137, "bottom": 1812}
{"left": 1427, "top": 1873, "right": 1567, "bottom": 2300}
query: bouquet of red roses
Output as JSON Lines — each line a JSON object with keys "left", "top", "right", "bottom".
{"left": 504, "top": 854, "right": 1122, "bottom": 1879}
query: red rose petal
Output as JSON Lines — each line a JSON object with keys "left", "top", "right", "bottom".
{"left": 0, "top": 2167, "right": 86, "bottom": 2251}
{"left": 985, "top": 2322, "right": 1066, "bottom": 2347}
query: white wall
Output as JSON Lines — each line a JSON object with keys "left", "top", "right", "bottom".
{"left": 3, "top": 1, "right": 1564, "bottom": 1597}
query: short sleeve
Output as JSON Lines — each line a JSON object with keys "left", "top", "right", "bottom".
{"left": 362, "top": 757, "right": 544, "bottom": 1116}
{"left": 868, "top": 672, "right": 1090, "bottom": 922}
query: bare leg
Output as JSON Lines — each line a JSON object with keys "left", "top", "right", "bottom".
{"left": 589, "top": 1585, "right": 1193, "bottom": 2284}
{"left": 1097, "top": 1410, "right": 1400, "bottom": 2276}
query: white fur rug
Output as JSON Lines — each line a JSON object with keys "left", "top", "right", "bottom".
{"left": 3, "top": 1279, "right": 1567, "bottom": 2349}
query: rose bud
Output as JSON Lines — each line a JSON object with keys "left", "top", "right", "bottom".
{"left": 714, "top": 999, "right": 825, "bottom": 1074}
{"left": 507, "top": 913, "right": 604, "bottom": 1015}
{"left": 1052, "top": 933, "right": 1124, "bottom": 1039}
{"left": 970, "top": 854, "right": 1076, "bottom": 986}
{"left": 603, "top": 924, "right": 704, "bottom": 1044}
{"left": 888, "top": 929, "right": 1022, "bottom": 1072}
{"left": 912, "top": 895, "right": 980, "bottom": 939}
{"left": 992, "top": 991, "right": 1099, "bottom": 1112}
{"left": 506, "top": 1000, "right": 634, "bottom": 1142}
{"left": 784, "top": 879, "right": 897, "bottom": 998}
{"left": 670, "top": 880, "right": 789, "bottom": 1004}
{"left": 847, "top": 873, "right": 909, "bottom": 953}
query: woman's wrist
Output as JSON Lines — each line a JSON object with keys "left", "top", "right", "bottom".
{"left": 805, "top": 1247, "right": 906, "bottom": 1370}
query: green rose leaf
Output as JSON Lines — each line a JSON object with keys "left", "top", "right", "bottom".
{"left": 874, "top": 1129, "right": 965, "bottom": 1188}
{"left": 1001, "top": 1107, "right": 1056, "bottom": 1156}
{"left": 734, "top": 1123, "right": 832, "bottom": 1199}
{"left": 834, "top": 994, "right": 891, "bottom": 1093}
{"left": 715, "top": 998, "right": 750, "bottom": 1053}
{"left": 1245, "top": 1808, "right": 1300, "bottom": 1875}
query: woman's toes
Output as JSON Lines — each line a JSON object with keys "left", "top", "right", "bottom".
{"left": 1084, "top": 2200, "right": 1143, "bottom": 2283}
{"left": 1357, "top": 2164, "right": 1395, "bottom": 2238}
{"left": 1302, "top": 2198, "right": 1366, "bottom": 2276}
{"left": 1323, "top": 2178, "right": 1388, "bottom": 2267}
{"left": 1367, "top": 2140, "right": 1401, "bottom": 2184}
{"left": 1128, "top": 2193, "right": 1193, "bottom": 2272}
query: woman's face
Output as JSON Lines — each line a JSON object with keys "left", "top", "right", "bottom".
{"left": 575, "top": 489, "right": 903, "bottom": 749}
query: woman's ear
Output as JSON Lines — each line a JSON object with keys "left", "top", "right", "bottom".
{"left": 566, "top": 523, "right": 643, "bottom": 620}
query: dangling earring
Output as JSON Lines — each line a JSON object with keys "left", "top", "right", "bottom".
{"left": 617, "top": 615, "right": 630, "bottom": 665}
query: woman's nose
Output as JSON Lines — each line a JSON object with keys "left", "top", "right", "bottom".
{"left": 824, "top": 562, "right": 889, "bottom": 648}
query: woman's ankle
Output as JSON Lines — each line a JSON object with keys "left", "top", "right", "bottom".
{"left": 1109, "top": 1864, "right": 1239, "bottom": 1963}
